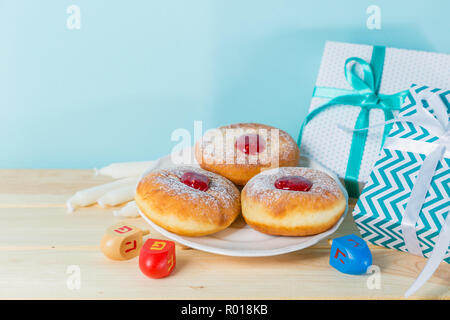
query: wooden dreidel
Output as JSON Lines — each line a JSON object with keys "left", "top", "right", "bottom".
{"left": 139, "top": 239, "right": 176, "bottom": 279}
{"left": 329, "top": 234, "right": 372, "bottom": 275}
{"left": 101, "top": 222, "right": 149, "bottom": 261}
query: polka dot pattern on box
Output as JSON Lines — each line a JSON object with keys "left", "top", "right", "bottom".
{"left": 300, "top": 41, "right": 450, "bottom": 190}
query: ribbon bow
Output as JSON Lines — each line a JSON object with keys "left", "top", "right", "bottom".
{"left": 297, "top": 46, "right": 408, "bottom": 197}
{"left": 394, "top": 90, "right": 449, "bottom": 257}
{"left": 381, "top": 89, "right": 450, "bottom": 297}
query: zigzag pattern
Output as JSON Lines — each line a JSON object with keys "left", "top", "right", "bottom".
{"left": 398, "top": 90, "right": 418, "bottom": 117}
{"left": 354, "top": 85, "right": 450, "bottom": 263}
{"left": 389, "top": 122, "right": 438, "bottom": 143}
{"left": 438, "top": 90, "right": 450, "bottom": 117}
{"left": 417, "top": 158, "right": 450, "bottom": 260}
{"left": 389, "top": 87, "right": 448, "bottom": 142}
{"left": 354, "top": 149, "right": 450, "bottom": 263}
{"left": 354, "top": 151, "right": 450, "bottom": 263}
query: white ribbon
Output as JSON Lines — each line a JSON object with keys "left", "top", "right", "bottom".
{"left": 396, "top": 92, "right": 450, "bottom": 297}
{"left": 341, "top": 89, "right": 450, "bottom": 297}
{"left": 404, "top": 213, "right": 450, "bottom": 298}
{"left": 394, "top": 91, "right": 449, "bottom": 257}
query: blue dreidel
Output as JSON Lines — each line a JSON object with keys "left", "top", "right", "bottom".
{"left": 329, "top": 234, "right": 372, "bottom": 275}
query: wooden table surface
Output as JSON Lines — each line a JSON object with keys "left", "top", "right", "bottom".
{"left": 0, "top": 169, "right": 448, "bottom": 300}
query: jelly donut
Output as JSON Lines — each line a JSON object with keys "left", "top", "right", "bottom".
{"left": 241, "top": 167, "right": 346, "bottom": 236}
{"left": 135, "top": 166, "right": 241, "bottom": 236}
{"left": 195, "top": 123, "right": 300, "bottom": 186}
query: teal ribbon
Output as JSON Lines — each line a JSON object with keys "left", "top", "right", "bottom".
{"left": 297, "top": 45, "right": 408, "bottom": 198}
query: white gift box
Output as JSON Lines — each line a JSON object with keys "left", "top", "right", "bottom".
{"left": 299, "top": 41, "right": 450, "bottom": 197}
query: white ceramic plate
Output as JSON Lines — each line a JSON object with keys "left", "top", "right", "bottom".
{"left": 137, "top": 152, "right": 348, "bottom": 257}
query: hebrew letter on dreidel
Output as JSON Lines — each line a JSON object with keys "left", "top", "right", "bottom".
{"left": 329, "top": 234, "right": 372, "bottom": 275}
{"left": 114, "top": 226, "right": 133, "bottom": 234}
{"left": 150, "top": 241, "right": 166, "bottom": 250}
{"left": 101, "top": 222, "right": 149, "bottom": 261}
{"left": 124, "top": 240, "right": 137, "bottom": 253}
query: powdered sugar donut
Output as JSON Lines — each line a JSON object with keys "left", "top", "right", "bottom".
{"left": 241, "top": 167, "right": 346, "bottom": 236}
{"left": 136, "top": 166, "right": 241, "bottom": 236}
{"left": 195, "top": 123, "right": 300, "bottom": 186}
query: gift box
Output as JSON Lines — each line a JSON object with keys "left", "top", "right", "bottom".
{"left": 353, "top": 85, "right": 449, "bottom": 269}
{"left": 298, "top": 41, "right": 450, "bottom": 197}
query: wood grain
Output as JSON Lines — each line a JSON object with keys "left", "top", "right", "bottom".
{"left": 0, "top": 169, "right": 448, "bottom": 299}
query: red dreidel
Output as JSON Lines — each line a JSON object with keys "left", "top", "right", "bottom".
{"left": 139, "top": 239, "right": 176, "bottom": 279}
{"left": 100, "top": 222, "right": 149, "bottom": 261}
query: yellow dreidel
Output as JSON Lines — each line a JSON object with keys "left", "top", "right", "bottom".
{"left": 100, "top": 222, "right": 150, "bottom": 261}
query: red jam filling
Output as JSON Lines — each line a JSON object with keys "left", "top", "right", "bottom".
{"left": 180, "top": 172, "right": 210, "bottom": 192}
{"left": 274, "top": 176, "right": 313, "bottom": 192}
{"left": 235, "top": 134, "right": 266, "bottom": 155}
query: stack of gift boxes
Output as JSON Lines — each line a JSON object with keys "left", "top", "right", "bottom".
{"left": 299, "top": 41, "right": 449, "bottom": 296}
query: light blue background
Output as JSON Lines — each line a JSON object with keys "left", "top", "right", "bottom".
{"left": 1, "top": 0, "right": 449, "bottom": 168}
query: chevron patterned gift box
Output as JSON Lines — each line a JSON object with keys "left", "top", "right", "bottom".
{"left": 353, "top": 85, "right": 450, "bottom": 264}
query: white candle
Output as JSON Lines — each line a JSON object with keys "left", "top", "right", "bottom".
{"left": 97, "top": 185, "right": 136, "bottom": 207}
{"left": 67, "top": 177, "right": 137, "bottom": 213}
{"left": 95, "top": 160, "right": 160, "bottom": 179}
{"left": 113, "top": 201, "right": 140, "bottom": 218}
